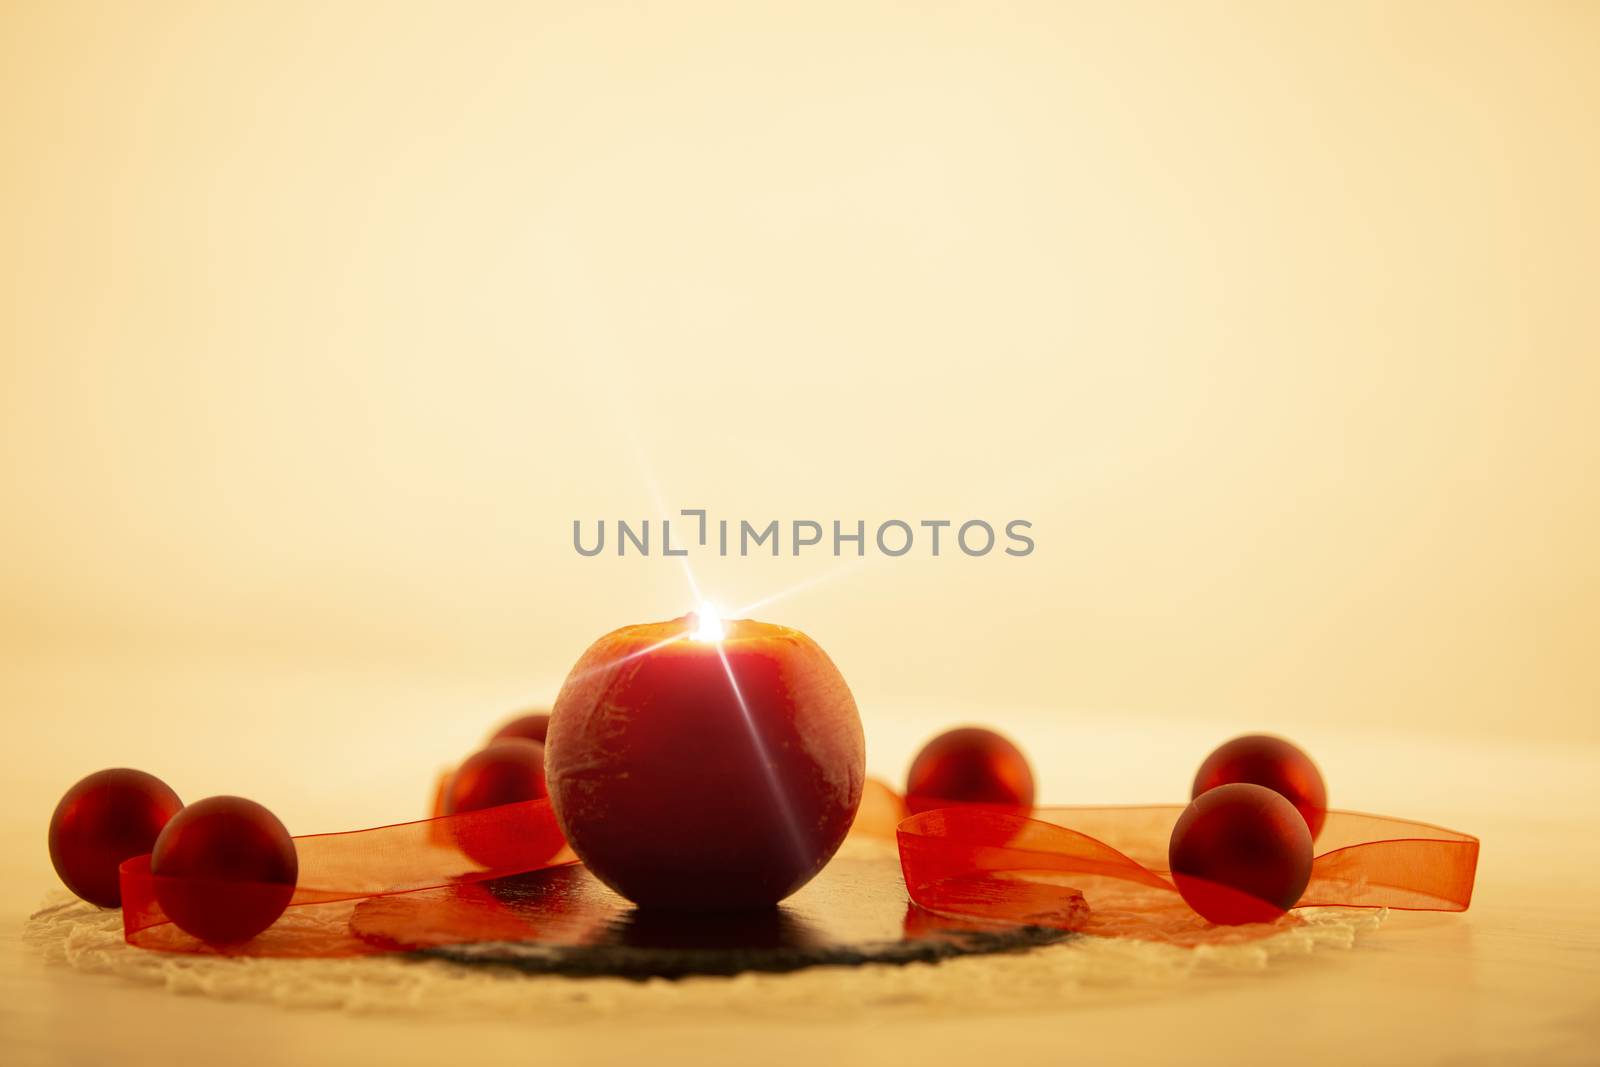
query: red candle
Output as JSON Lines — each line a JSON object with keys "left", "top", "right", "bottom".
{"left": 546, "top": 608, "right": 865, "bottom": 911}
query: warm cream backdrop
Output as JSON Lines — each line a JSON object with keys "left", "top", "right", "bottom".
{"left": 2, "top": 0, "right": 1597, "bottom": 834}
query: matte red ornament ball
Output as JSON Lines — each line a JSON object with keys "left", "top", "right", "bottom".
{"left": 150, "top": 796, "right": 298, "bottom": 945}
{"left": 446, "top": 738, "right": 547, "bottom": 814}
{"left": 1168, "top": 782, "right": 1313, "bottom": 925}
{"left": 444, "top": 738, "right": 560, "bottom": 870}
{"left": 905, "top": 727, "right": 1035, "bottom": 815}
{"left": 1192, "top": 734, "right": 1327, "bottom": 837}
{"left": 49, "top": 768, "right": 183, "bottom": 908}
{"left": 490, "top": 711, "right": 551, "bottom": 745}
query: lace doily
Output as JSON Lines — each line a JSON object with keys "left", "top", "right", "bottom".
{"left": 25, "top": 846, "right": 1383, "bottom": 1021}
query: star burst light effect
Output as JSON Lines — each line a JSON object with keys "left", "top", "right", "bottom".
{"left": 566, "top": 262, "right": 858, "bottom": 867}
{"left": 690, "top": 600, "right": 725, "bottom": 642}
{"left": 583, "top": 434, "right": 875, "bottom": 872}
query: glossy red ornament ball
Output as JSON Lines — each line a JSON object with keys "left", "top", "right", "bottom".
{"left": 443, "top": 738, "right": 561, "bottom": 870}
{"left": 905, "top": 727, "right": 1034, "bottom": 815}
{"left": 490, "top": 711, "right": 550, "bottom": 745}
{"left": 150, "top": 796, "right": 298, "bottom": 944}
{"left": 547, "top": 616, "right": 865, "bottom": 911}
{"left": 1168, "top": 782, "right": 1313, "bottom": 925}
{"left": 49, "top": 769, "right": 183, "bottom": 907}
{"left": 1192, "top": 734, "right": 1327, "bottom": 837}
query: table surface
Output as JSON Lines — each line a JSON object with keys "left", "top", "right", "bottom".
{"left": 2, "top": 653, "right": 1596, "bottom": 1067}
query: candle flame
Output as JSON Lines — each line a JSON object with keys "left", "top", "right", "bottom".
{"left": 691, "top": 601, "right": 725, "bottom": 642}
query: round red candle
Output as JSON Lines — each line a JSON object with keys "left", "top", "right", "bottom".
{"left": 546, "top": 610, "right": 865, "bottom": 911}
{"left": 49, "top": 768, "right": 183, "bottom": 908}
{"left": 1168, "top": 783, "right": 1313, "bottom": 925}
{"left": 1192, "top": 734, "right": 1327, "bottom": 837}
{"left": 905, "top": 726, "right": 1034, "bottom": 814}
{"left": 151, "top": 796, "right": 298, "bottom": 944}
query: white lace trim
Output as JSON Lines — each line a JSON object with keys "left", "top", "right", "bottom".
{"left": 23, "top": 882, "right": 1382, "bottom": 1020}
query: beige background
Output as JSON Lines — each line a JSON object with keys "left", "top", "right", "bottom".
{"left": 1, "top": 2, "right": 1598, "bottom": 1063}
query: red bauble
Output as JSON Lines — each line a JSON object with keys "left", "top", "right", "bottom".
{"left": 445, "top": 739, "right": 548, "bottom": 814}
{"left": 49, "top": 769, "right": 183, "bottom": 908}
{"left": 547, "top": 616, "right": 865, "bottom": 911}
{"left": 443, "top": 739, "right": 560, "bottom": 870}
{"left": 150, "top": 796, "right": 298, "bottom": 944}
{"left": 1192, "top": 734, "right": 1327, "bottom": 837}
{"left": 1168, "top": 783, "right": 1313, "bottom": 925}
{"left": 490, "top": 712, "right": 551, "bottom": 745}
{"left": 905, "top": 727, "right": 1034, "bottom": 815}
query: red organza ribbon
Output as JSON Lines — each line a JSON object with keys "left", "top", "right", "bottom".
{"left": 119, "top": 782, "right": 1477, "bottom": 957}
{"left": 121, "top": 800, "right": 578, "bottom": 957}
{"left": 897, "top": 804, "right": 1477, "bottom": 946}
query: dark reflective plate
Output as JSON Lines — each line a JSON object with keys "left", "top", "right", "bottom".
{"left": 351, "top": 850, "right": 1071, "bottom": 979}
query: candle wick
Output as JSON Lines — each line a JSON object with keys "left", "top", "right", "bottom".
{"left": 691, "top": 602, "right": 725, "bottom": 642}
